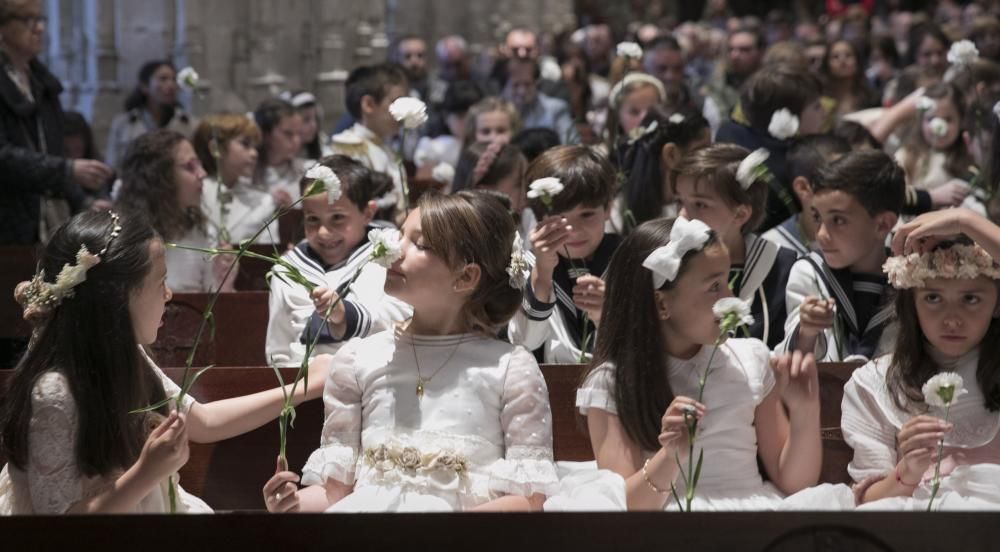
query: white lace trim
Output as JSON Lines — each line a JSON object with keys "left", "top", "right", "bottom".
{"left": 301, "top": 445, "right": 358, "bottom": 487}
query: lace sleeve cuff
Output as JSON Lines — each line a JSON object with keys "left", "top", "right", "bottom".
{"left": 300, "top": 444, "right": 358, "bottom": 487}
{"left": 487, "top": 446, "right": 560, "bottom": 498}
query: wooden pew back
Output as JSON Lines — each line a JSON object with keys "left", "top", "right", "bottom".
{"left": 151, "top": 292, "right": 270, "bottom": 367}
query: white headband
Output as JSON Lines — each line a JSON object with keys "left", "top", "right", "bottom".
{"left": 642, "top": 217, "right": 712, "bottom": 288}
{"left": 609, "top": 73, "right": 666, "bottom": 109}
{"left": 279, "top": 91, "right": 317, "bottom": 108}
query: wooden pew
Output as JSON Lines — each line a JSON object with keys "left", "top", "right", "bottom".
{"left": 233, "top": 244, "right": 287, "bottom": 292}
{"left": 151, "top": 292, "right": 269, "bottom": 368}
{"left": 0, "top": 362, "right": 861, "bottom": 511}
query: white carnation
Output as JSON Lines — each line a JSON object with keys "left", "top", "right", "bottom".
{"left": 916, "top": 96, "right": 936, "bottom": 112}
{"left": 922, "top": 372, "right": 967, "bottom": 408}
{"left": 767, "top": 108, "right": 799, "bottom": 140}
{"left": 431, "top": 162, "right": 455, "bottom": 185}
{"left": 176, "top": 67, "right": 200, "bottom": 91}
{"left": 735, "top": 148, "right": 770, "bottom": 190}
{"left": 305, "top": 165, "right": 342, "bottom": 204}
{"left": 712, "top": 297, "right": 754, "bottom": 331}
{"left": 947, "top": 40, "right": 979, "bottom": 67}
{"left": 929, "top": 117, "right": 949, "bottom": 138}
{"left": 616, "top": 41, "right": 643, "bottom": 60}
{"left": 526, "top": 177, "right": 565, "bottom": 199}
{"left": 540, "top": 57, "right": 562, "bottom": 82}
{"left": 389, "top": 97, "right": 429, "bottom": 129}
{"left": 368, "top": 228, "right": 403, "bottom": 268}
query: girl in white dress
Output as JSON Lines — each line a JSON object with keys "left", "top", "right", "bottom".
{"left": 0, "top": 211, "right": 327, "bottom": 514}
{"left": 577, "top": 217, "right": 837, "bottom": 511}
{"left": 845, "top": 208, "right": 1000, "bottom": 510}
{"left": 263, "top": 190, "right": 560, "bottom": 512}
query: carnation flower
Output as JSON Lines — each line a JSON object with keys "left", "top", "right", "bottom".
{"left": 389, "top": 97, "right": 428, "bottom": 129}
{"left": 616, "top": 41, "right": 643, "bottom": 60}
{"left": 431, "top": 162, "right": 455, "bottom": 185}
{"left": 929, "top": 117, "right": 949, "bottom": 138}
{"left": 176, "top": 67, "right": 200, "bottom": 91}
{"left": 712, "top": 297, "right": 754, "bottom": 334}
{"left": 735, "top": 148, "right": 770, "bottom": 190}
{"left": 947, "top": 40, "right": 979, "bottom": 67}
{"left": 506, "top": 232, "right": 530, "bottom": 290}
{"left": 527, "top": 177, "right": 565, "bottom": 210}
{"left": 916, "top": 96, "right": 936, "bottom": 112}
{"left": 305, "top": 165, "right": 342, "bottom": 204}
{"left": 922, "top": 372, "right": 967, "bottom": 408}
{"left": 768, "top": 108, "right": 799, "bottom": 140}
{"left": 368, "top": 228, "right": 403, "bottom": 268}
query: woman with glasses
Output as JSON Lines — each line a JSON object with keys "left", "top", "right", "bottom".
{"left": 0, "top": 0, "right": 113, "bottom": 245}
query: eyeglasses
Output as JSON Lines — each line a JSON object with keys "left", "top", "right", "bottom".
{"left": 8, "top": 14, "right": 46, "bottom": 27}
{"left": 176, "top": 158, "right": 204, "bottom": 175}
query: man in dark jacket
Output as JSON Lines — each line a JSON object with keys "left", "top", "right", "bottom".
{"left": 0, "top": 0, "right": 111, "bottom": 244}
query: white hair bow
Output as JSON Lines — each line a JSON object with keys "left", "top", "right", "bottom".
{"left": 642, "top": 217, "right": 712, "bottom": 288}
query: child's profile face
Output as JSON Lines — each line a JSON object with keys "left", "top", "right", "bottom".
{"left": 480, "top": 169, "right": 526, "bottom": 212}
{"left": 173, "top": 140, "right": 206, "bottom": 211}
{"left": 367, "top": 84, "right": 408, "bottom": 140}
{"left": 798, "top": 98, "right": 825, "bottom": 136}
{"left": 129, "top": 239, "right": 172, "bottom": 346}
{"left": 811, "top": 190, "right": 886, "bottom": 271}
{"left": 475, "top": 110, "right": 512, "bottom": 144}
{"left": 661, "top": 243, "right": 732, "bottom": 356}
{"left": 265, "top": 114, "right": 303, "bottom": 165}
{"left": 221, "top": 134, "right": 258, "bottom": 182}
{"left": 914, "top": 276, "right": 999, "bottom": 358}
{"left": 675, "top": 175, "right": 746, "bottom": 242}
{"left": 551, "top": 202, "right": 609, "bottom": 260}
{"left": 302, "top": 193, "right": 374, "bottom": 266}
{"left": 298, "top": 106, "right": 320, "bottom": 145}
{"left": 384, "top": 207, "right": 461, "bottom": 311}
{"left": 617, "top": 84, "right": 661, "bottom": 136}
{"left": 921, "top": 98, "right": 960, "bottom": 150}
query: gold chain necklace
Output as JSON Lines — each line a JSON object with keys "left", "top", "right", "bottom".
{"left": 410, "top": 335, "right": 462, "bottom": 399}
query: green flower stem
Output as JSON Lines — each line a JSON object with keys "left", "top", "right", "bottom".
{"left": 811, "top": 272, "right": 843, "bottom": 358}
{"left": 926, "top": 403, "right": 952, "bottom": 512}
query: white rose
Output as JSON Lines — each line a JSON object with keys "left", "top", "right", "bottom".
{"left": 368, "top": 228, "right": 403, "bottom": 268}
{"left": 922, "top": 372, "right": 967, "bottom": 408}
{"left": 431, "top": 162, "right": 455, "bottom": 185}
{"left": 928, "top": 117, "right": 949, "bottom": 138}
{"left": 767, "top": 108, "right": 799, "bottom": 140}
{"left": 389, "top": 97, "right": 428, "bottom": 129}
{"left": 176, "top": 67, "right": 200, "bottom": 91}
{"left": 616, "top": 41, "right": 643, "bottom": 60}
{"left": 947, "top": 40, "right": 979, "bottom": 67}
{"left": 305, "top": 165, "right": 342, "bottom": 204}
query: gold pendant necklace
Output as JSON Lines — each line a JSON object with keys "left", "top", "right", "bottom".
{"left": 411, "top": 335, "right": 462, "bottom": 399}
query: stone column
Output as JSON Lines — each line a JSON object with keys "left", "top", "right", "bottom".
{"left": 312, "top": 0, "right": 350, "bottom": 124}
{"left": 244, "top": 0, "right": 287, "bottom": 108}
{"left": 78, "top": 0, "right": 120, "bottom": 149}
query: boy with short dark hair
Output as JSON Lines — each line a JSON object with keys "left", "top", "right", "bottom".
{"left": 780, "top": 150, "right": 906, "bottom": 362}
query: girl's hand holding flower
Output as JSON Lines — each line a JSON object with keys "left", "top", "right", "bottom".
{"left": 138, "top": 411, "right": 190, "bottom": 483}
{"left": 894, "top": 415, "right": 951, "bottom": 488}
{"left": 263, "top": 456, "right": 301, "bottom": 513}
{"left": 659, "top": 396, "right": 705, "bottom": 458}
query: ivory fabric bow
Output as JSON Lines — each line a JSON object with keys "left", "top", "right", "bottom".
{"left": 642, "top": 217, "right": 712, "bottom": 288}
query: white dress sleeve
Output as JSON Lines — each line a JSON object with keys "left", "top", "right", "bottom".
{"left": 841, "top": 360, "right": 900, "bottom": 482}
{"left": 736, "top": 339, "right": 776, "bottom": 405}
{"left": 779, "top": 259, "right": 833, "bottom": 360}
{"left": 488, "top": 347, "right": 560, "bottom": 498}
{"left": 575, "top": 362, "right": 617, "bottom": 416}
{"left": 301, "top": 345, "right": 362, "bottom": 486}
{"left": 26, "top": 372, "right": 84, "bottom": 514}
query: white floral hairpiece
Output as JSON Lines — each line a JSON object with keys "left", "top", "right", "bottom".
{"left": 506, "top": 232, "right": 530, "bottom": 290}
{"left": 431, "top": 162, "right": 455, "bottom": 185}
{"left": 668, "top": 113, "right": 686, "bottom": 124}
{"left": 642, "top": 217, "right": 712, "bottom": 288}
{"left": 768, "top": 108, "right": 799, "bottom": 140}
{"left": 883, "top": 243, "right": 1000, "bottom": 289}
{"left": 947, "top": 40, "right": 979, "bottom": 67}
{"left": 616, "top": 41, "right": 644, "bottom": 60}
{"left": 736, "top": 148, "right": 770, "bottom": 190}
{"left": 389, "top": 97, "right": 428, "bottom": 129}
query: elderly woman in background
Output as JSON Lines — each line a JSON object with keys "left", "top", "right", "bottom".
{"left": 0, "top": 0, "right": 112, "bottom": 245}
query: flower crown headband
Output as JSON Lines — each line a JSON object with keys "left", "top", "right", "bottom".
{"left": 882, "top": 242, "right": 1000, "bottom": 289}
{"left": 642, "top": 216, "right": 712, "bottom": 288}
{"left": 15, "top": 211, "right": 123, "bottom": 321}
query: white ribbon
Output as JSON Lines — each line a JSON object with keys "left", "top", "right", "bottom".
{"left": 642, "top": 217, "right": 712, "bottom": 288}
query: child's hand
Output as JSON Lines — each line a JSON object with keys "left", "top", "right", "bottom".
{"left": 771, "top": 350, "right": 819, "bottom": 411}
{"left": 212, "top": 243, "right": 239, "bottom": 291}
{"left": 799, "top": 296, "right": 834, "bottom": 338}
{"left": 310, "top": 286, "right": 347, "bottom": 325}
{"left": 529, "top": 216, "right": 572, "bottom": 277}
{"left": 892, "top": 208, "right": 972, "bottom": 255}
{"left": 895, "top": 415, "right": 952, "bottom": 488}
{"left": 271, "top": 189, "right": 293, "bottom": 209}
{"left": 658, "top": 396, "right": 705, "bottom": 457}
{"left": 138, "top": 411, "right": 190, "bottom": 482}
{"left": 263, "top": 456, "right": 301, "bottom": 513}
{"left": 572, "top": 274, "right": 605, "bottom": 324}
{"left": 928, "top": 180, "right": 970, "bottom": 209}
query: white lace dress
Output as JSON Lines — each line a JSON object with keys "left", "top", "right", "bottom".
{"left": 301, "top": 328, "right": 561, "bottom": 512}
{"left": 577, "top": 338, "right": 853, "bottom": 511}
{"left": 0, "top": 362, "right": 211, "bottom": 514}
{"left": 844, "top": 348, "right": 1000, "bottom": 511}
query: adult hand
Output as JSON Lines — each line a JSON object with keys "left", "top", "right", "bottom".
{"left": 71, "top": 159, "right": 114, "bottom": 191}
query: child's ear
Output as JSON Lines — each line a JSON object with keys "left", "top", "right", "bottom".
{"left": 733, "top": 204, "right": 752, "bottom": 227}
{"left": 360, "top": 94, "right": 378, "bottom": 117}
{"left": 363, "top": 200, "right": 378, "bottom": 222}
{"left": 791, "top": 176, "right": 813, "bottom": 205}
{"left": 873, "top": 211, "right": 898, "bottom": 237}
{"left": 962, "top": 130, "right": 972, "bottom": 150}
{"left": 660, "top": 142, "right": 681, "bottom": 172}
{"left": 653, "top": 290, "right": 671, "bottom": 320}
{"left": 453, "top": 263, "right": 482, "bottom": 294}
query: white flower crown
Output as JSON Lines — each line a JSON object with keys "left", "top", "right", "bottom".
{"left": 883, "top": 243, "right": 1000, "bottom": 289}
